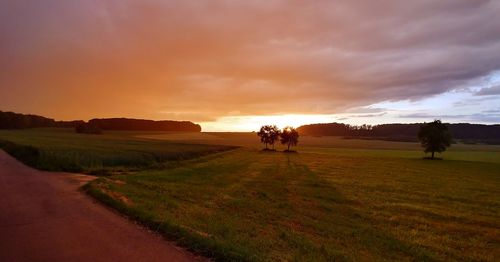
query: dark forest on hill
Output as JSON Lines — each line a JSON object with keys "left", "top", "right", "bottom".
{"left": 297, "top": 122, "right": 500, "bottom": 144}
{"left": 0, "top": 111, "right": 201, "bottom": 132}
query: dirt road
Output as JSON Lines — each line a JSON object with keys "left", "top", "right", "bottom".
{"left": 0, "top": 150, "right": 204, "bottom": 262}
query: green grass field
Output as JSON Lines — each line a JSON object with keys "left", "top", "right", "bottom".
{"left": 0, "top": 128, "right": 236, "bottom": 173}
{"left": 93, "top": 132, "right": 499, "bottom": 261}
{"left": 1, "top": 128, "right": 499, "bottom": 261}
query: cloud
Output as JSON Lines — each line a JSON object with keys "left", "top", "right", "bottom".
{"left": 399, "top": 112, "right": 500, "bottom": 123}
{"left": 347, "top": 112, "right": 387, "bottom": 118}
{"left": 399, "top": 113, "right": 465, "bottom": 119}
{"left": 453, "top": 93, "right": 500, "bottom": 107}
{"left": 1, "top": 0, "right": 500, "bottom": 121}
{"left": 476, "top": 85, "right": 500, "bottom": 96}
{"left": 483, "top": 109, "right": 500, "bottom": 113}
{"left": 344, "top": 107, "right": 387, "bottom": 114}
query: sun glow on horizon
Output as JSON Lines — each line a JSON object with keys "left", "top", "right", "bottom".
{"left": 200, "top": 114, "right": 338, "bottom": 132}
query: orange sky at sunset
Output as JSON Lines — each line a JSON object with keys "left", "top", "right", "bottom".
{"left": 1, "top": 1, "right": 500, "bottom": 131}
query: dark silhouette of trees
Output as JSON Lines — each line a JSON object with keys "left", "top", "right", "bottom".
{"left": 297, "top": 122, "right": 499, "bottom": 144}
{"left": 280, "top": 126, "right": 299, "bottom": 151}
{"left": 88, "top": 118, "right": 201, "bottom": 132}
{"left": 257, "top": 125, "right": 280, "bottom": 150}
{"left": 418, "top": 120, "right": 452, "bottom": 159}
{"left": 0, "top": 111, "right": 202, "bottom": 132}
{"left": 257, "top": 125, "right": 270, "bottom": 149}
{"left": 55, "top": 120, "right": 85, "bottom": 128}
{"left": 75, "top": 123, "right": 102, "bottom": 135}
{"left": 269, "top": 126, "right": 281, "bottom": 150}
{"left": 0, "top": 111, "right": 55, "bottom": 129}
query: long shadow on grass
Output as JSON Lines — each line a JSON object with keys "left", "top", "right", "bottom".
{"left": 279, "top": 154, "right": 436, "bottom": 261}
{"left": 85, "top": 150, "right": 437, "bottom": 261}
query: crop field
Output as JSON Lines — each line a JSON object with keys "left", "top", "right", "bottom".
{"left": 0, "top": 128, "right": 236, "bottom": 173}
{"left": 84, "top": 131, "right": 499, "bottom": 261}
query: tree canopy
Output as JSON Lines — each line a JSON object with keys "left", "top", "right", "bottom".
{"left": 417, "top": 120, "right": 452, "bottom": 159}
{"left": 280, "top": 126, "right": 299, "bottom": 151}
{"left": 257, "top": 125, "right": 281, "bottom": 150}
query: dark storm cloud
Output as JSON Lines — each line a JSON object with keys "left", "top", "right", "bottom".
{"left": 1, "top": 0, "right": 499, "bottom": 120}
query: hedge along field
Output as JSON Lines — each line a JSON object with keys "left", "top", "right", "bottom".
{"left": 87, "top": 136, "right": 500, "bottom": 261}
{"left": 0, "top": 128, "right": 237, "bottom": 173}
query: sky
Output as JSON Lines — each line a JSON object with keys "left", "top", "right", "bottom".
{"left": 1, "top": 0, "right": 500, "bottom": 131}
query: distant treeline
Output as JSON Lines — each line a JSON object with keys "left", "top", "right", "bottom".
{"left": 0, "top": 111, "right": 54, "bottom": 128}
{"left": 0, "top": 111, "right": 201, "bottom": 132}
{"left": 298, "top": 122, "right": 500, "bottom": 144}
{"left": 0, "top": 110, "right": 80, "bottom": 129}
{"left": 88, "top": 118, "right": 201, "bottom": 132}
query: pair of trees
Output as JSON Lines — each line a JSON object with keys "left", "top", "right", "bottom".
{"left": 257, "top": 125, "right": 299, "bottom": 151}
{"left": 418, "top": 120, "right": 452, "bottom": 159}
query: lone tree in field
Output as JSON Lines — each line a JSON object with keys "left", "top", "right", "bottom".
{"left": 280, "top": 126, "right": 299, "bottom": 151}
{"left": 257, "top": 125, "right": 281, "bottom": 150}
{"left": 417, "top": 120, "right": 452, "bottom": 159}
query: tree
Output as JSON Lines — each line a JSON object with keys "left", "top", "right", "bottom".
{"left": 257, "top": 125, "right": 280, "bottom": 150}
{"left": 269, "top": 126, "right": 281, "bottom": 150}
{"left": 280, "top": 126, "right": 299, "bottom": 151}
{"left": 417, "top": 120, "right": 452, "bottom": 159}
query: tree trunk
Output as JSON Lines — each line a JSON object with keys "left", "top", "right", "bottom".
{"left": 265, "top": 142, "right": 268, "bottom": 149}
{"left": 431, "top": 151, "right": 435, "bottom": 159}
{"left": 288, "top": 143, "right": 291, "bottom": 151}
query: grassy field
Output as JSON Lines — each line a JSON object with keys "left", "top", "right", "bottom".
{"left": 87, "top": 132, "right": 499, "bottom": 261}
{"left": 0, "top": 128, "right": 236, "bottom": 173}
{"left": 1, "top": 128, "right": 498, "bottom": 261}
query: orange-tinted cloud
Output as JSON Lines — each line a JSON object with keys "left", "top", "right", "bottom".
{"left": 1, "top": 0, "right": 500, "bottom": 122}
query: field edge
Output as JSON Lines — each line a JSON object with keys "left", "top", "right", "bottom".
{"left": 82, "top": 181, "right": 255, "bottom": 262}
